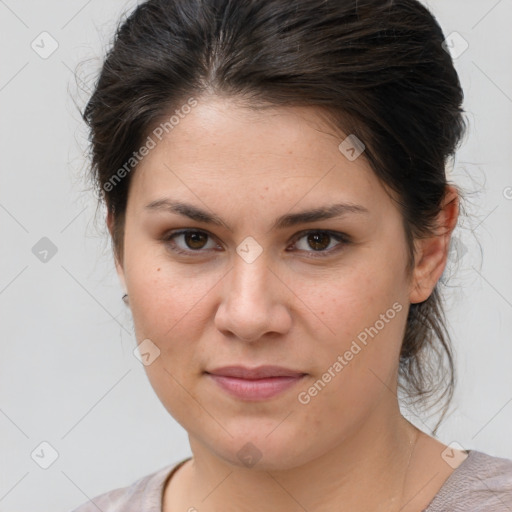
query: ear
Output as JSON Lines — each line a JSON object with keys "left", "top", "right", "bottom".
{"left": 409, "top": 185, "right": 459, "bottom": 304}
{"left": 106, "top": 210, "right": 127, "bottom": 292}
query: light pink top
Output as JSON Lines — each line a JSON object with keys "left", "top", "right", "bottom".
{"left": 70, "top": 450, "right": 512, "bottom": 511}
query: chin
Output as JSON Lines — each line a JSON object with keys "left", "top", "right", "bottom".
{"left": 207, "top": 432, "right": 317, "bottom": 473}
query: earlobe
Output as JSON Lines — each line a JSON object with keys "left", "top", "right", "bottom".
{"left": 409, "top": 185, "right": 459, "bottom": 304}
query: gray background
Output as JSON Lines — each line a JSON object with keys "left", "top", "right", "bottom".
{"left": 0, "top": 1, "right": 511, "bottom": 510}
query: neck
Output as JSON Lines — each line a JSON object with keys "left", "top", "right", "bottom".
{"left": 173, "top": 402, "right": 421, "bottom": 512}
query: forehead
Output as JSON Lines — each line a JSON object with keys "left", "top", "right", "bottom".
{"left": 128, "top": 96, "right": 386, "bottom": 214}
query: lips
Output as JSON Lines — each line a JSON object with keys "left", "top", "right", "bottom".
{"left": 205, "top": 365, "right": 307, "bottom": 379}
{"left": 204, "top": 365, "right": 308, "bottom": 400}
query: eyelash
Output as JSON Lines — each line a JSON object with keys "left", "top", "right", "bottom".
{"left": 161, "top": 229, "right": 351, "bottom": 259}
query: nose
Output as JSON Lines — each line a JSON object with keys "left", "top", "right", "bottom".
{"left": 214, "top": 253, "right": 292, "bottom": 342}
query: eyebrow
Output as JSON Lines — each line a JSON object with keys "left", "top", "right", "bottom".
{"left": 144, "top": 198, "right": 369, "bottom": 231}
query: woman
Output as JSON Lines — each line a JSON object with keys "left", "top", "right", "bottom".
{"left": 72, "top": 0, "right": 512, "bottom": 510}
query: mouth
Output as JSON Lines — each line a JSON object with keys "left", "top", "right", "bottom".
{"left": 204, "top": 365, "right": 308, "bottom": 400}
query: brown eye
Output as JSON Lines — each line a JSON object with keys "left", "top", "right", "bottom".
{"left": 290, "top": 230, "right": 351, "bottom": 258}
{"left": 163, "top": 229, "right": 350, "bottom": 259}
{"left": 306, "top": 232, "right": 331, "bottom": 251}
{"left": 163, "top": 229, "right": 219, "bottom": 255}
{"left": 183, "top": 231, "right": 209, "bottom": 249}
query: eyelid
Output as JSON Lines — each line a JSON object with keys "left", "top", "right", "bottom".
{"left": 162, "top": 228, "right": 351, "bottom": 257}
{"left": 287, "top": 229, "right": 351, "bottom": 258}
{"left": 162, "top": 229, "right": 222, "bottom": 254}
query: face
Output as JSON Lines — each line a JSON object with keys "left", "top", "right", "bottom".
{"left": 110, "top": 96, "right": 442, "bottom": 470}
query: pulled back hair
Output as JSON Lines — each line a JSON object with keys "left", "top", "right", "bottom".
{"left": 82, "top": 0, "right": 468, "bottom": 433}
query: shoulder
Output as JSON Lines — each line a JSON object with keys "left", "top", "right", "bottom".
{"left": 425, "top": 450, "right": 512, "bottom": 512}
{"left": 69, "top": 458, "right": 189, "bottom": 512}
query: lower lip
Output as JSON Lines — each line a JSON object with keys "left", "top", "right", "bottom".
{"left": 206, "top": 373, "right": 306, "bottom": 400}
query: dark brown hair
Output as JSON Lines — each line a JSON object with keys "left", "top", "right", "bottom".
{"left": 82, "top": 0, "right": 468, "bottom": 433}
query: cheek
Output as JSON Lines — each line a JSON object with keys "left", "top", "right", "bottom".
{"left": 294, "top": 252, "right": 408, "bottom": 388}
{"left": 129, "top": 271, "right": 210, "bottom": 420}
{"left": 299, "top": 258, "right": 405, "bottom": 340}
{"left": 293, "top": 300, "right": 407, "bottom": 436}
{"left": 124, "top": 249, "right": 212, "bottom": 337}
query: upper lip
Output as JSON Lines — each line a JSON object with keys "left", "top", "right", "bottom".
{"left": 205, "top": 365, "right": 307, "bottom": 379}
